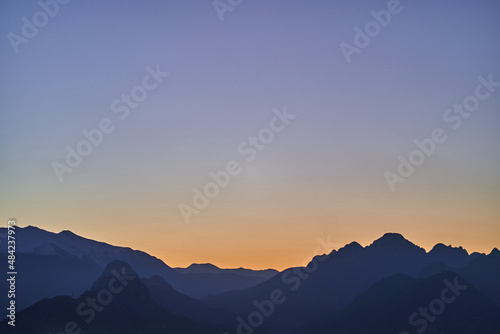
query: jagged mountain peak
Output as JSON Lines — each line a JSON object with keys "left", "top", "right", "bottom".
{"left": 337, "top": 241, "right": 363, "bottom": 254}
{"left": 430, "top": 243, "right": 468, "bottom": 255}
{"left": 369, "top": 232, "right": 422, "bottom": 251}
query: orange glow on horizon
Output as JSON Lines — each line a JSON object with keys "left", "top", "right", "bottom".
{"left": 19, "top": 221, "right": 500, "bottom": 272}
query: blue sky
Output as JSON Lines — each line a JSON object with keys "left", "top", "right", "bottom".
{"left": 1, "top": 0, "right": 499, "bottom": 269}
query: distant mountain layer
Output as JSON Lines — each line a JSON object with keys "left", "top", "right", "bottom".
{"left": 174, "top": 263, "right": 278, "bottom": 296}
{"left": 175, "top": 262, "right": 278, "bottom": 278}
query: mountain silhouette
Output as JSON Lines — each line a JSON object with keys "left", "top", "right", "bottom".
{"left": 176, "top": 263, "right": 278, "bottom": 279}
{"left": 0, "top": 260, "right": 231, "bottom": 334}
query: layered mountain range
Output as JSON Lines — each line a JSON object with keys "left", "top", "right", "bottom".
{"left": 0, "top": 227, "right": 498, "bottom": 334}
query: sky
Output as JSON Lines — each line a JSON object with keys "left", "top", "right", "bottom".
{"left": 1, "top": 0, "right": 499, "bottom": 270}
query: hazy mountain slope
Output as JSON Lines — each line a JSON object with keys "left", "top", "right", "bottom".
{"left": 297, "top": 272, "right": 500, "bottom": 334}
{"left": 179, "top": 272, "right": 274, "bottom": 296}
{"left": 141, "top": 275, "right": 234, "bottom": 324}
{"left": 173, "top": 263, "right": 279, "bottom": 296}
{"left": 0, "top": 252, "right": 101, "bottom": 311}
{"left": 0, "top": 260, "right": 231, "bottom": 334}
{"left": 459, "top": 248, "right": 500, "bottom": 306}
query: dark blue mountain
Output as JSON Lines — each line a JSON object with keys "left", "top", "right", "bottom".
{"left": 296, "top": 272, "right": 500, "bottom": 334}
{"left": 141, "top": 275, "right": 234, "bottom": 324}
{"left": 175, "top": 263, "right": 278, "bottom": 278}
{"left": 174, "top": 263, "right": 278, "bottom": 296}
{"left": 0, "top": 260, "right": 231, "bottom": 334}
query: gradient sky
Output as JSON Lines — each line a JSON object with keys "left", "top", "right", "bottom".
{"left": 1, "top": 0, "right": 499, "bottom": 270}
